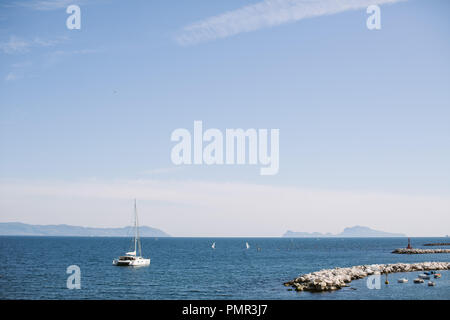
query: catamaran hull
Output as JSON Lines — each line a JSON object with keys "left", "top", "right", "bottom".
{"left": 113, "top": 259, "right": 151, "bottom": 267}
{"left": 130, "top": 259, "right": 150, "bottom": 266}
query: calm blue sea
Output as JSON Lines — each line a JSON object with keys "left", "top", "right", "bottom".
{"left": 0, "top": 237, "right": 449, "bottom": 300}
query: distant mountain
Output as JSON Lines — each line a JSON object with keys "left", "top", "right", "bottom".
{"left": 283, "top": 225, "right": 405, "bottom": 238}
{"left": 0, "top": 222, "right": 170, "bottom": 237}
{"left": 339, "top": 226, "right": 405, "bottom": 237}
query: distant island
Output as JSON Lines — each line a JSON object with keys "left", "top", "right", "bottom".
{"left": 0, "top": 222, "right": 170, "bottom": 237}
{"left": 283, "top": 226, "right": 406, "bottom": 237}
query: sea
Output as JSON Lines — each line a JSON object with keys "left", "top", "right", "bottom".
{"left": 0, "top": 236, "right": 449, "bottom": 300}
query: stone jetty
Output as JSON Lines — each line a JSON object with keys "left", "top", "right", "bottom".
{"left": 424, "top": 243, "right": 450, "bottom": 246}
{"left": 392, "top": 248, "right": 450, "bottom": 254}
{"left": 284, "top": 262, "right": 450, "bottom": 292}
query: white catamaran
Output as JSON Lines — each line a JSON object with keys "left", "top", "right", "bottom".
{"left": 113, "top": 200, "right": 151, "bottom": 267}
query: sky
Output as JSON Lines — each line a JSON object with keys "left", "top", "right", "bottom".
{"left": 0, "top": 0, "right": 449, "bottom": 237}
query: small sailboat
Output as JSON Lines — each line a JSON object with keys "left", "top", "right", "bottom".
{"left": 212, "top": 242, "right": 216, "bottom": 249}
{"left": 246, "top": 242, "right": 250, "bottom": 249}
{"left": 113, "top": 200, "right": 151, "bottom": 267}
{"left": 397, "top": 278, "right": 408, "bottom": 283}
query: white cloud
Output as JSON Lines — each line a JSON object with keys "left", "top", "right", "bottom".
{"left": 176, "top": 0, "right": 407, "bottom": 45}
{"left": 0, "top": 36, "right": 31, "bottom": 54}
{"left": 4, "top": 72, "right": 20, "bottom": 81}
{"left": 4, "top": 61, "right": 32, "bottom": 81}
{"left": 1, "top": 35, "right": 70, "bottom": 81}
{"left": 33, "top": 36, "right": 68, "bottom": 47}
{"left": 9, "top": 0, "right": 109, "bottom": 11}
{"left": 12, "top": 0, "right": 83, "bottom": 11}
{"left": 0, "top": 178, "right": 448, "bottom": 237}
{"left": 42, "top": 48, "right": 99, "bottom": 67}
{"left": 11, "top": 61, "right": 32, "bottom": 68}
{"left": 0, "top": 35, "right": 68, "bottom": 54}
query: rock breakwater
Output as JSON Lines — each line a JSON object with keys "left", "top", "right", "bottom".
{"left": 392, "top": 248, "right": 450, "bottom": 254}
{"left": 284, "top": 262, "right": 450, "bottom": 292}
{"left": 423, "top": 243, "right": 450, "bottom": 246}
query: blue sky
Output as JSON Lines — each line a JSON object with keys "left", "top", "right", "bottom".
{"left": 0, "top": 0, "right": 449, "bottom": 236}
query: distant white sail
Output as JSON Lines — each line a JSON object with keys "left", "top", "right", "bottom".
{"left": 246, "top": 242, "right": 250, "bottom": 249}
{"left": 212, "top": 242, "right": 216, "bottom": 249}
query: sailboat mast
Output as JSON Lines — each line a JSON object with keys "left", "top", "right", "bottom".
{"left": 134, "top": 199, "right": 137, "bottom": 254}
{"left": 134, "top": 199, "right": 142, "bottom": 257}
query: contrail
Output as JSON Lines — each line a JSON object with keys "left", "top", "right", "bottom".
{"left": 176, "top": 0, "right": 407, "bottom": 45}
